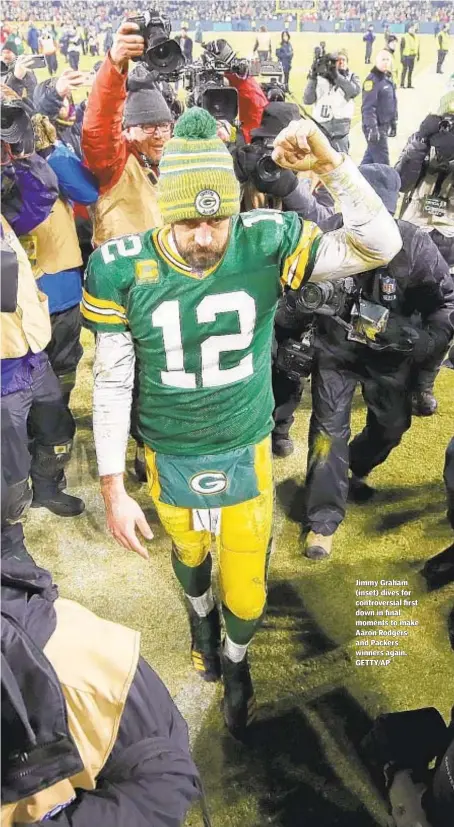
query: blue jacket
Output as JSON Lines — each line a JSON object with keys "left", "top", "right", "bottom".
{"left": 276, "top": 41, "right": 293, "bottom": 71}
{"left": 362, "top": 67, "right": 397, "bottom": 129}
{"left": 27, "top": 26, "right": 39, "bottom": 50}
{"left": 43, "top": 143, "right": 99, "bottom": 206}
{"left": 363, "top": 31, "right": 376, "bottom": 43}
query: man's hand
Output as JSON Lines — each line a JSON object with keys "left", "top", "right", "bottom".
{"left": 101, "top": 474, "right": 153, "bottom": 560}
{"left": 388, "top": 121, "right": 397, "bottom": 138}
{"left": 13, "top": 54, "right": 36, "bottom": 80}
{"left": 110, "top": 21, "right": 144, "bottom": 70}
{"left": 272, "top": 118, "right": 342, "bottom": 176}
{"left": 55, "top": 69, "right": 87, "bottom": 98}
{"left": 366, "top": 126, "right": 381, "bottom": 143}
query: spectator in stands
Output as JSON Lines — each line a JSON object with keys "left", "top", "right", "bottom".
{"left": 276, "top": 31, "right": 293, "bottom": 90}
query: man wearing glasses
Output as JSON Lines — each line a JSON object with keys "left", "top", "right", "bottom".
{"left": 82, "top": 20, "right": 174, "bottom": 247}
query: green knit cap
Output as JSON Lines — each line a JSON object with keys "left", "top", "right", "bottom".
{"left": 157, "top": 107, "right": 240, "bottom": 224}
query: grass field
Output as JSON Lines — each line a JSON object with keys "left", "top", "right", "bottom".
{"left": 26, "top": 31, "right": 454, "bottom": 827}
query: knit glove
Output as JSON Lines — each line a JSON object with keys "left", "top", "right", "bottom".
{"left": 366, "top": 126, "right": 381, "bottom": 143}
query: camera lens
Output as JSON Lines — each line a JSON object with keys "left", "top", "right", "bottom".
{"left": 1, "top": 107, "right": 16, "bottom": 131}
{"left": 148, "top": 40, "right": 184, "bottom": 73}
{"left": 299, "top": 283, "right": 324, "bottom": 310}
{"left": 256, "top": 154, "right": 281, "bottom": 183}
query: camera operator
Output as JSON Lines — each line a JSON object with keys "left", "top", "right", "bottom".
{"left": 1, "top": 46, "right": 38, "bottom": 102}
{"left": 0, "top": 214, "right": 84, "bottom": 523}
{"left": 361, "top": 49, "right": 398, "bottom": 165}
{"left": 82, "top": 19, "right": 174, "bottom": 246}
{"left": 271, "top": 165, "right": 454, "bottom": 560}
{"left": 202, "top": 39, "right": 268, "bottom": 144}
{"left": 1, "top": 554, "right": 205, "bottom": 827}
{"left": 303, "top": 49, "right": 360, "bottom": 153}
{"left": 396, "top": 90, "right": 454, "bottom": 415}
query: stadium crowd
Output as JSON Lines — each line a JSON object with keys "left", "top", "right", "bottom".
{"left": 1, "top": 6, "right": 453, "bottom": 827}
{"left": 2, "top": 0, "right": 453, "bottom": 25}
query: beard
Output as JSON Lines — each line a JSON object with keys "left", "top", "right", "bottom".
{"left": 173, "top": 234, "right": 227, "bottom": 271}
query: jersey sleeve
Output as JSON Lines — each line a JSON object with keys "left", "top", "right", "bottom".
{"left": 82, "top": 246, "right": 130, "bottom": 333}
{"left": 278, "top": 210, "right": 323, "bottom": 290}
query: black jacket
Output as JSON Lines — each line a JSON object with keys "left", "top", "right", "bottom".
{"left": 33, "top": 81, "right": 84, "bottom": 158}
{"left": 1, "top": 557, "right": 204, "bottom": 826}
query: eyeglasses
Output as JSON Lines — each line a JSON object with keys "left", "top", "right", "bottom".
{"left": 140, "top": 123, "right": 173, "bottom": 136}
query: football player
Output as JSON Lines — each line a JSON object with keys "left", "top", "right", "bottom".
{"left": 82, "top": 107, "right": 401, "bottom": 739}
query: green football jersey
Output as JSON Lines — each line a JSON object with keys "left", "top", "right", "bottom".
{"left": 82, "top": 210, "right": 321, "bottom": 455}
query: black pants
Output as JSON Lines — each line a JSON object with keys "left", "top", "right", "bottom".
{"left": 272, "top": 365, "right": 304, "bottom": 439}
{"left": 68, "top": 51, "right": 80, "bottom": 70}
{"left": 1, "top": 356, "right": 76, "bottom": 516}
{"left": 365, "top": 43, "right": 372, "bottom": 63}
{"left": 444, "top": 437, "right": 454, "bottom": 530}
{"left": 305, "top": 351, "right": 412, "bottom": 535}
{"left": 45, "top": 53, "right": 58, "bottom": 75}
{"left": 401, "top": 55, "right": 416, "bottom": 87}
{"left": 46, "top": 305, "right": 83, "bottom": 404}
{"left": 437, "top": 49, "right": 448, "bottom": 72}
{"left": 283, "top": 68, "right": 290, "bottom": 88}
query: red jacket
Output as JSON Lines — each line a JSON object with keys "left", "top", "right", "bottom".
{"left": 225, "top": 72, "right": 268, "bottom": 143}
{"left": 82, "top": 55, "right": 135, "bottom": 195}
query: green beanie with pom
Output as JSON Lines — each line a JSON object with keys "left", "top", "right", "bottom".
{"left": 157, "top": 107, "right": 240, "bottom": 224}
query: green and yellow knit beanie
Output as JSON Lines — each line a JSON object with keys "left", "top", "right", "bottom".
{"left": 157, "top": 107, "right": 240, "bottom": 224}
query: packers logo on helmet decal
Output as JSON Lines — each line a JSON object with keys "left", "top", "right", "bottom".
{"left": 195, "top": 189, "right": 221, "bottom": 216}
{"left": 190, "top": 471, "right": 228, "bottom": 494}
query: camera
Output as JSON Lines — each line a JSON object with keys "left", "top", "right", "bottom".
{"left": 298, "top": 278, "right": 357, "bottom": 316}
{"left": 253, "top": 138, "right": 282, "bottom": 184}
{"left": 314, "top": 53, "right": 338, "bottom": 80}
{"left": 275, "top": 330, "right": 315, "bottom": 381}
{"left": 261, "top": 77, "right": 286, "bottom": 102}
{"left": 0, "top": 100, "right": 35, "bottom": 158}
{"left": 186, "top": 52, "right": 241, "bottom": 122}
{"left": 128, "top": 10, "right": 184, "bottom": 74}
{"left": 439, "top": 113, "right": 454, "bottom": 134}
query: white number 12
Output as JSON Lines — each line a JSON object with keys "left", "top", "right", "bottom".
{"left": 151, "top": 291, "right": 256, "bottom": 389}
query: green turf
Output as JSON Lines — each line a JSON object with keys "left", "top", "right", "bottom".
{"left": 25, "top": 32, "right": 454, "bottom": 827}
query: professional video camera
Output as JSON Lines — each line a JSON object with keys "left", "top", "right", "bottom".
{"left": 127, "top": 9, "right": 184, "bottom": 74}
{"left": 258, "top": 60, "right": 286, "bottom": 101}
{"left": 0, "top": 99, "right": 35, "bottom": 159}
{"left": 184, "top": 43, "right": 249, "bottom": 123}
{"left": 314, "top": 53, "right": 338, "bottom": 81}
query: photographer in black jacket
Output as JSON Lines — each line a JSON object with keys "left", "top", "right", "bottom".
{"left": 268, "top": 165, "right": 454, "bottom": 560}
{"left": 396, "top": 91, "right": 454, "bottom": 416}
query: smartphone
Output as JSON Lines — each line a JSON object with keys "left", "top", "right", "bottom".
{"left": 26, "top": 55, "right": 47, "bottom": 70}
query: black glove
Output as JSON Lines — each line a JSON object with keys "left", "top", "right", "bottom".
{"left": 203, "top": 38, "right": 237, "bottom": 67}
{"left": 388, "top": 120, "right": 397, "bottom": 138}
{"left": 366, "top": 126, "right": 381, "bottom": 143}
{"left": 232, "top": 144, "right": 261, "bottom": 184}
{"left": 375, "top": 315, "right": 434, "bottom": 359}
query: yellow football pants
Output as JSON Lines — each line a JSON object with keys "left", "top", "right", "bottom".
{"left": 145, "top": 437, "right": 273, "bottom": 622}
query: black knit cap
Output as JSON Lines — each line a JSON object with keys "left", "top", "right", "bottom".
{"left": 251, "top": 102, "right": 301, "bottom": 139}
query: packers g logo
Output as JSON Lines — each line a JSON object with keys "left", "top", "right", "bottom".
{"left": 190, "top": 471, "right": 228, "bottom": 495}
{"left": 195, "top": 189, "right": 221, "bottom": 217}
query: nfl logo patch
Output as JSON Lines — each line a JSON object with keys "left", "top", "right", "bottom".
{"left": 135, "top": 260, "right": 159, "bottom": 282}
